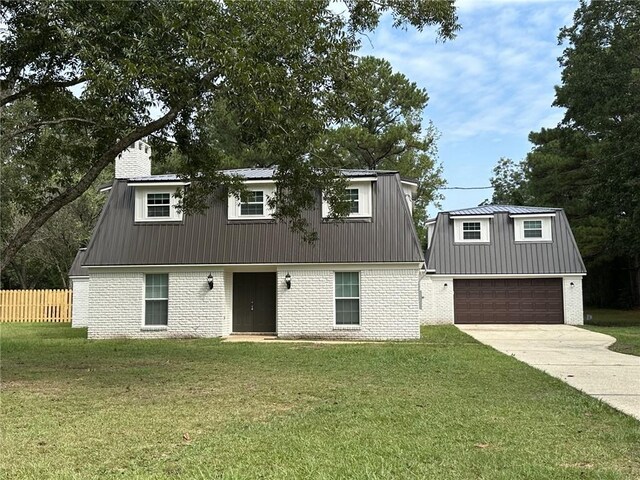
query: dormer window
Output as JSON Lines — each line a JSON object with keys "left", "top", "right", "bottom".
{"left": 240, "top": 191, "right": 264, "bottom": 216}
{"left": 132, "top": 185, "right": 184, "bottom": 222}
{"left": 463, "top": 222, "right": 481, "bottom": 240}
{"left": 346, "top": 188, "right": 359, "bottom": 214}
{"left": 453, "top": 216, "right": 491, "bottom": 243}
{"left": 523, "top": 220, "right": 542, "bottom": 238}
{"left": 228, "top": 183, "right": 275, "bottom": 220}
{"left": 147, "top": 193, "right": 171, "bottom": 218}
{"left": 322, "top": 180, "right": 373, "bottom": 219}
{"left": 512, "top": 214, "right": 554, "bottom": 242}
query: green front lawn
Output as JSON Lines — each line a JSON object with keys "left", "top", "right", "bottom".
{"left": 583, "top": 308, "right": 640, "bottom": 357}
{"left": 1, "top": 323, "right": 639, "bottom": 479}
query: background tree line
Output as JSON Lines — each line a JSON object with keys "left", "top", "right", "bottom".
{"left": 490, "top": 0, "right": 639, "bottom": 308}
{"left": 1, "top": 0, "right": 456, "bottom": 289}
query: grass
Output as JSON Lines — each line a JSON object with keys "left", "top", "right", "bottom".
{"left": 1, "top": 323, "right": 639, "bottom": 479}
{"left": 583, "top": 308, "right": 640, "bottom": 357}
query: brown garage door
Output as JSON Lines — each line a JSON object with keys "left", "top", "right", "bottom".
{"left": 454, "top": 279, "right": 563, "bottom": 324}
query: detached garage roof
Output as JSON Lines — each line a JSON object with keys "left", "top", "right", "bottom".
{"left": 82, "top": 171, "right": 423, "bottom": 267}
{"left": 426, "top": 207, "right": 586, "bottom": 275}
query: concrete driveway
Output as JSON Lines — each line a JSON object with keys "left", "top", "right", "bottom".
{"left": 457, "top": 324, "right": 640, "bottom": 421}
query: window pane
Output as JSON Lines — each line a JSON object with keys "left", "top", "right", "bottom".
{"left": 346, "top": 189, "right": 359, "bottom": 214}
{"left": 240, "top": 203, "right": 264, "bottom": 215}
{"left": 335, "top": 272, "right": 359, "bottom": 298}
{"left": 148, "top": 205, "right": 170, "bottom": 217}
{"left": 145, "top": 300, "right": 168, "bottom": 325}
{"left": 240, "top": 191, "right": 264, "bottom": 215}
{"left": 147, "top": 193, "right": 170, "bottom": 205}
{"left": 336, "top": 299, "right": 359, "bottom": 325}
{"left": 524, "top": 229, "right": 543, "bottom": 238}
{"left": 524, "top": 220, "right": 542, "bottom": 229}
{"left": 145, "top": 274, "right": 168, "bottom": 299}
{"left": 463, "top": 231, "right": 481, "bottom": 240}
{"left": 463, "top": 222, "right": 481, "bottom": 231}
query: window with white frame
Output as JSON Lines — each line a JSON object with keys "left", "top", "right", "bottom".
{"left": 133, "top": 186, "right": 184, "bottom": 222}
{"left": 146, "top": 193, "right": 171, "bottom": 218}
{"left": 462, "top": 222, "right": 482, "bottom": 240}
{"left": 240, "top": 190, "right": 264, "bottom": 216}
{"left": 523, "top": 220, "right": 543, "bottom": 238}
{"left": 335, "top": 272, "right": 360, "bottom": 325}
{"left": 513, "top": 216, "right": 553, "bottom": 242}
{"left": 453, "top": 217, "right": 491, "bottom": 243}
{"left": 322, "top": 181, "right": 373, "bottom": 219}
{"left": 145, "top": 274, "right": 168, "bottom": 326}
{"left": 346, "top": 188, "right": 359, "bottom": 214}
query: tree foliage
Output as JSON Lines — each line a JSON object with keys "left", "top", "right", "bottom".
{"left": 0, "top": 0, "right": 459, "bottom": 268}
{"left": 490, "top": 0, "right": 640, "bottom": 307}
{"left": 316, "top": 56, "right": 445, "bottom": 242}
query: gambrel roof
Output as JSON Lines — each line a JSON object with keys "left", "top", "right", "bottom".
{"left": 426, "top": 207, "right": 586, "bottom": 275}
{"left": 82, "top": 170, "right": 423, "bottom": 267}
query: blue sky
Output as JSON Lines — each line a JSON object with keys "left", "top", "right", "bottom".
{"left": 356, "top": 0, "right": 579, "bottom": 215}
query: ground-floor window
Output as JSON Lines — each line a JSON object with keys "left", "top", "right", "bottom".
{"left": 335, "top": 272, "right": 360, "bottom": 325}
{"left": 145, "top": 274, "right": 168, "bottom": 325}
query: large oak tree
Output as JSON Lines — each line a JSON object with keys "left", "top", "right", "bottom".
{"left": 0, "top": 0, "right": 459, "bottom": 268}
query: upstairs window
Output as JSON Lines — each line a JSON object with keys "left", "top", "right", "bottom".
{"left": 453, "top": 217, "right": 491, "bottom": 243}
{"left": 346, "top": 188, "right": 359, "bottom": 214}
{"left": 523, "top": 220, "right": 543, "bottom": 238}
{"left": 513, "top": 216, "right": 553, "bottom": 242}
{"left": 133, "top": 186, "right": 184, "bottom": 222}
{"left": 240, "top": 191, "right": 265, "bottom": 216}
{"left": 463, "top": 222, "right": 482, "bottom": 240}
{"left": 322, "top": 181, "right": 374, "bottom": 219}
{"left": 147, "top": 193, "right": 171, "bottom": 218}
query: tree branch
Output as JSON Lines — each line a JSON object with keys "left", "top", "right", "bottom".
{"left": 4, "top": 117, "right": 97, "bottom": 142}
{"left": 0, "top": 76, "right": 87, "bottom": 107}
{"left": 1, "top": 70, "right": 219, "bottom": 269}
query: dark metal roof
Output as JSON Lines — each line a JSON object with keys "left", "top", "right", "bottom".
{"left": 83, "top": 173, "right": 423, "bottom": 266}
{"left": 426, "top": 210, "right": 586, "bottom": 275}
{"left": 448, "top": 205, "right": 559, "bottom": 216}
{"left": 69, "top": 248, "right": 89, "bottom": 277}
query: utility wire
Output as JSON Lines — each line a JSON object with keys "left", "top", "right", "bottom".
{"left": 439, "top": 186, "right": 493, "bottom": 190}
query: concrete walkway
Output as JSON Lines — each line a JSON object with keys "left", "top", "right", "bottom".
{"left": 457, "top": 325, "right": 640, "bottom": 421}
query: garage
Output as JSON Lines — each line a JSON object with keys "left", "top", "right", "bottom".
{"left": 454, "top": 278, "right": 564, "bottom": 324}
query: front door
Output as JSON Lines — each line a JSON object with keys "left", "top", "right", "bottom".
{"left": 232, "top": 272, "right": 277, "bottom": 333}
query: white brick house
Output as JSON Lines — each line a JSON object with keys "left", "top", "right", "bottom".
{"left": 71, "top": 143, "right": 424, "bottom": 340}
{"left": 70, "top": 144, "right": 587, "bottom": 338}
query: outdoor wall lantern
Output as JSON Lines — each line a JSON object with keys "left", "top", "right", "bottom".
{"left": 444, "top": 283, "right": 448, "bottom": 287}
{"left": 207, "top": 273, "right": 214, "bottom": 290}
{"left": 285, "top": 273, "right": 292, "bottom": 289}
{"left": 570, "top": 282, "right": 575, "bottom": 287}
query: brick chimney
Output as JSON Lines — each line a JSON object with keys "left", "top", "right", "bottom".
{"left": 115, "top": 140, "right": 151, "bottom": 179}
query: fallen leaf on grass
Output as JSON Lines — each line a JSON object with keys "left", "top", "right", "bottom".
{"left": 182, "top": 432, "right": 190, "bottom": 442}
{"left": 474, "top": 443, "right": 490, "bottom": 449}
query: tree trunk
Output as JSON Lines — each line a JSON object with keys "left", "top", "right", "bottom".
{"left": 1, "top": 106, "right": 183, "bottom": 270}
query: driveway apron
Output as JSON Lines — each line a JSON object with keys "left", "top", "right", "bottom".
{"left": 457, "top": 324, "right": 640, "bottom": 421}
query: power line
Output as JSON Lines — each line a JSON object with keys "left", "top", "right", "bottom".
{"left": 439, "top": 186, "right": 493, "bottom": 190}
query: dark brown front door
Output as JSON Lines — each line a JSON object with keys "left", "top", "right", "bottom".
{"left": 454, "top": 278, "right": 564, "bottom": 324}
{"left": 232, "top": 272, "right": 276, "bottom": 333}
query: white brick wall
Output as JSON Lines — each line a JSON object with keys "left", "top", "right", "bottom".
{"left": 420, "top": 276, "right": 454, "bottom": 325}
{"left": 87, "top": 270, "right": 225, "bottom": 339}
{"left": 563, "top": 276, "right": 584, "bottom": 325}
{"left": 115, "top": 141, "right": 151, "bottom": 179}
{"left": 276, "top": 266, "right": 420, "bottom": 340}
{"left": 71, "top": 278, "right": 89, "bottom": 328}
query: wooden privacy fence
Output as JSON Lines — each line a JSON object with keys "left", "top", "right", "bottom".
{"left": 0, "top": 289, "right": 72, "bottom": 323}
